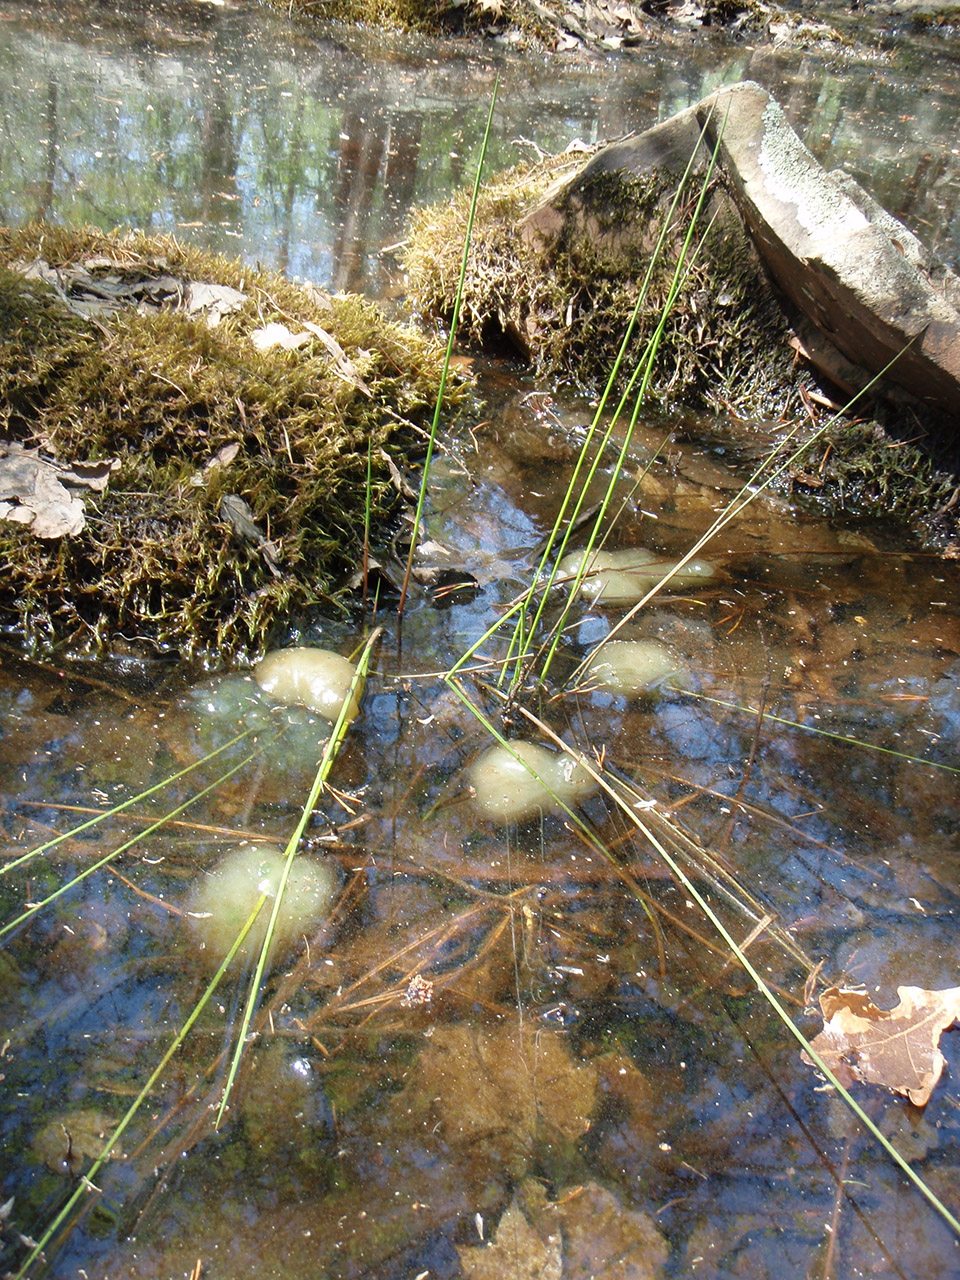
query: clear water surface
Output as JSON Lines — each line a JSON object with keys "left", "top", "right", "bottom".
{"left": 1, "top": 3, "right": 960, "bottom": 1278}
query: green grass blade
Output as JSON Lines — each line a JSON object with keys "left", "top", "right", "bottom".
{"left": 534, "top": 201, "right": 724, "bottom": 688}
{"left": 14, "top": 894, "right": 268, "bottom": 1280}
{"left": 640, "top": 810, "right": 960, "bottom": 1237}
{"left": 498, "top": 105, "right": 727, "bottom": 691}
{"left": 591, "top": 767, "right": 960, "bottom": 1240}
{"left": 2, "top": 727, "right": 259, "bottom": 877}
{"left": 0, "top": 738, "right": 275, "bottom": 942}
{"left": 572, "top": 337, "right": 920, "bottom": 685}
{"left": 363, "top": 436, "right": 374, "bottom": 611}
{"left": 215, "top": 628, "right": 381, "bottom": 1127}
{"left": 685, "top": 690, "right": 960, "bottom": 774}
{"left": 397, "top": 77, "right": 499, "bottom": 618}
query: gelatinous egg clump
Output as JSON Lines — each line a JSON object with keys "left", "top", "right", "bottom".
{"left": 186, "top": 842, "right": 338, "bottom": 972}
{"left": 255, "top": 646, "right": 363, "bottom": 722}
{"left": 470, "top": 740, "right": 597, "bottom": 822}
{"left": 558, "top": 547, "right": 715, "bottom": 605}
{"left": 583, "top": 639, "right": 689, "bottom": 697}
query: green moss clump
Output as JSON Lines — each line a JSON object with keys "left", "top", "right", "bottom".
{"left": 404, "top": 153, "right": 960, "bottom": 550}
{"left": 264, "top": 0, "right": 554, "bottom": 41}
{"left": 0, "top": 224, "right": 460, "bottom": 657}
{"left": 404, "top": 154, "right": 799, "bottom": 415}
{"left": 791, "top": 419, "right": 958, "bottom": 538}
{"left": 265, "top": 0, "right": 765, "bottom": 43}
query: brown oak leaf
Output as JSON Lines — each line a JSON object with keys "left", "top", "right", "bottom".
{"left": 803, "top": 984, "right": 960, "bottom": 1106}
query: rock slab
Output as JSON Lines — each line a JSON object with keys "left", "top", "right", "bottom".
{"left": 696, "top": 81, "right": 960, "bottom": 418}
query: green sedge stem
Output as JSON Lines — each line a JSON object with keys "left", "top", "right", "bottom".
{"left": 0, "top": 739, "right": 275, "bottom": 942}
{"left": 216, "top": 628, "right": 381, "bottom": 1127}
{"left": 15, "top": 895, "right": 267, "bottom": 1279}
{"left": 2, "top": 727, "right": 259, "bottom": 877}
{"left": 398, "top": 77, "right": 499, "bottom": 618}
{"left": 686, "top": 690, "right": 960, "bottom": 774}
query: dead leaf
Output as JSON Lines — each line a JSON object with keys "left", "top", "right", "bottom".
{"left": 378, "top": 448, "right": 418, "bottom": 500}
{"left": 302, "top": 321, "right": 372, "bottom": 396}
{"left": 32, "top": 1109, "right": 122, "bottom": 1174}
{"left": 57, "top": 457, "right": 121, "bottom": 492}
{"left": 459, "top": 1198, "right": 562, "bottom": 1280}
{"left": 556, "top": 1182, "right": 668, "bottom": 1280}
{"left": 803, "top": 984, "right": 960, "bottom": 1106}
{"left": 219, "top": 494, "right": 281, "bottom": 576}
{"left": 191, "top": 441, "right": 241, "bottom": 487}
{"left": 185, "top": 280, "right": 247, "bottom": 326}
{"left": 394, "top": 1017, "right": 597, "bottom": 1175}
{"left": 250, "top": 321, "right": 312, "bottom": 352}
{"left": 458, "top": 1181, "right": 667, "bottom": 1280}
{"left": 16, "top": 257, "right": 184, "bottom": 319}
{"left": 204, "top": 442, "right": 241, "bottom": 473}
{"left": 247, "top": 318, "right": 372, "bottom": 395}
{"left": 0, "top": 442, "right": 118, "bottom": 537}
{"left": 299, "top": 280, "right": 333, "bottom": 312}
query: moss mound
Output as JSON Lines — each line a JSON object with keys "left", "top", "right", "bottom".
{"left": 269, "top": 0, "right": 765, "bottom": 47}
{"left": 404, "top": 155, "right": 960, "bottom": 550}
{"left": 404, "top": 153, "right": 798, "bottom": 415}
{"left": 0, "top": 224, "right": 458, "bottom": 657}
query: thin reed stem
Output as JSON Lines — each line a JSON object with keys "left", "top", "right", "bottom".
{"left": 397, "top": 78, "right": 499, "bottom": 618}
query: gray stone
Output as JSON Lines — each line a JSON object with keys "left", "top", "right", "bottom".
{"left": 521, "top": 80, "right": 960, "bottom": 420}
{"left": 695, "top": 81, "right": 960, "bottom": 417}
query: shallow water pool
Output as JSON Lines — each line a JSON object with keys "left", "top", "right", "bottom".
{"left": 2, "top": 2, "right": 960, "bottom": 1276}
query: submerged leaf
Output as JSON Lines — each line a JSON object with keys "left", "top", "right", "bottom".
{"left": 459, "top": 1199, "right": 562, "bottom": 1280}
{"left": 557, "top": 1182, "right": 667, "bottom": 1279}
{"left": 32, "top": 1109, "right": 123, "bottom": 1174}
{"left": 395, "top": 1017, "right": 597, "bottom": 1175}
{"left": 803, "top": 984, "right": 960, "bottom": 1106}
{"left": 458, "top": 1181, "right": 668, "bottom": 1280}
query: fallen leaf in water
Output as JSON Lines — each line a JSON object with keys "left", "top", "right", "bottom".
{"left": 555, "top": 1181, "right": 668, "bottom": 1280}
{"left": 459, "top": 1198, "right": 562, "bottom": 1280}
{"left": 394, "top": 1017, "right": 597, "bottom": 1176}
{"left": 803, "top": 984, "right": 960, "bottom": 1106}
{"left": 458, "top": 1181, "right": 667, "bottom": 1280}
{"left": 32, "top": 1109, "right": 122, "bottom": 1174}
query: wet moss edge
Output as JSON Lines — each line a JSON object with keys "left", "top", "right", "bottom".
{"left": 0, "top": 223, "right": 465, "bottom": 658}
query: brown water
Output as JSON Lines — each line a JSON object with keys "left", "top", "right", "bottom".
{"left": 2, "top": 3, "right": 960, "bottom": 1278}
